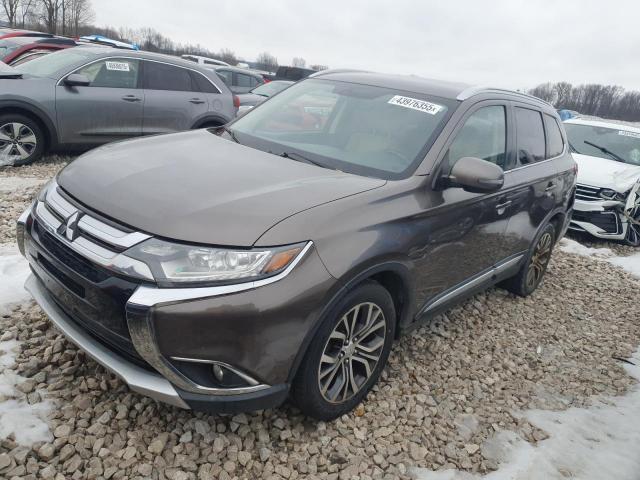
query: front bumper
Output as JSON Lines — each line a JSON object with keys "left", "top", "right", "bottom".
{"left": 19, "top": 193, "right": 335, "bottom": 412}
{"left": 569, "top": 198, "right": 627, "bottom": 240}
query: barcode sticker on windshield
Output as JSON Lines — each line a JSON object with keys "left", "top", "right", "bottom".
{"left": 388, "top": 96, "right": 443, "bottom": 115}
{"left": 105, "top": 61, "right": 130, "bottom": 72}
{"left": 618, "top": 130, "right": 640, "bottom": 139}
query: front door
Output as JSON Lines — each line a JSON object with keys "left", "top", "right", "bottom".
{"left": 56, "top": 57, "right": 143, "bottom": 144}
{"left": 141, "top": 61, "right": 210, "bottom": 134}
{"left": 413, "top": 102, "right": 516, "bottom": 308}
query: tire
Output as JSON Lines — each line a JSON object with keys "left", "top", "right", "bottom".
{"left": 500, "top": 222, "right": 556, "bottom": 297}
{"left": 0, "top": 114, "right": 45, "bottom": 166}
{"left": 291, "top": 281, "right": 396, "bottom": 420}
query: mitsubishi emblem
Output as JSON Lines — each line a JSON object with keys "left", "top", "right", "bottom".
{"left": 58, "top": 211, "right": 83, "bottom": 241}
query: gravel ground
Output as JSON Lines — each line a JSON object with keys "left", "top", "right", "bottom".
{"left": 1, "top": 163, "right": 640, "bottom": 480}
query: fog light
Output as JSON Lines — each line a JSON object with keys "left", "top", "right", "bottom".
{"left": 213, "top": 364, "right": 225, "bottom": 382}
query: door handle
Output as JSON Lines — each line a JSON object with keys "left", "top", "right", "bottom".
{"left": 496, "top": 200, "right": 512, "bottom": 210}
{"left": 122, "top": 95, "right": 141, "bottom": 102}
{"left": 189, "top": 98, "right": 206, "bottom": 104}
{"left": 545, "top": 182, "right": 556, "bottom": 192}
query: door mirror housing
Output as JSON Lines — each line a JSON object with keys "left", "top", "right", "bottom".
{"left": 64, "top": 73, "right": 91, "bottom": 87}
{"left": 447, "top": 157, "right": 504, "bottom": 193}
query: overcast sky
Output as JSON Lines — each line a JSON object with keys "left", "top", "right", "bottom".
{"left": 93, "top": 0, "right": 640, "bottom": 91}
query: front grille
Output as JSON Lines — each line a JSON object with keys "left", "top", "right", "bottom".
{"left": 29, "top": 181, "right": 154, "bottom": 369}
{"left": 571, "top": 210, "right": 621, "bottom": 234}
{"left": 575, "top": 184, "right": 602, "bottom": 202}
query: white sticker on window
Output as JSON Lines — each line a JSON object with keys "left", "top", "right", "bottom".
{"left": 618, "top": 130, "right": 640, "bottom": 139}
{"left": 388, "top": 95, "right": 444, "bottom": 115}
{"left": 105, "top": 61, "right": 130, "bottom": 72}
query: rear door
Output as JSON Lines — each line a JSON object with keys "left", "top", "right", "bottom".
{"left": 232, "top": 72, "right": 256, "bottom": 94}
{"left": 141, "top": 61, "right": 210, "bottom": 134}
{"left": 503, "top": 103, "right": 561, "bottom": 252}
{"left": 55, "top": 57, "right": 143, "bottom": 143}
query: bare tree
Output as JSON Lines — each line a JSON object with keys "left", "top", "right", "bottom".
{"left": 218, "top": 48, "right": 237, "bottom": 65}
{"left": 1, "top": 0, "right": 20, "bottom": 26}
{"left": 255, "top": 51, "right": 278, "bottom": 72}
{"left": 309, "top": 64, "right": 329, "bottom": 71}
{"left": 39, "top": 0, "right": 61, "bottom": 33}
{"left": 67, "top": 0, "right": 92, "bottom": 36}
{"left": 18, "top": 0, "right": 36, "bottom": 28}
{"left": 292, "top": 57, "right": 306, "bottom": 68}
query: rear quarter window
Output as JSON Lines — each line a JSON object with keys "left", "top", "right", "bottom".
{"left": 544, "top": 114, "right": 564, "bottom": 158}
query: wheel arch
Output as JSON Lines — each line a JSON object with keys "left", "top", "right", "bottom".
{"left": 0, "top": 101, "right": 58, "bottom": 150}
{"left": 286, "top": 260, "right": 415, "bottom": 384}
{"left": 191, "top": 114, "right": 229, "bottom": 129}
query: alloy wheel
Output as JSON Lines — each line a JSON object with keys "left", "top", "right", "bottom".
{"left": 0, "top": 122, "right": 37, "bottom": 163}
{"left": 526, "top": 231, "right": 553, "bottom": 290}
{"left": 318, "top": 302, "right": 387, "bottom": 403}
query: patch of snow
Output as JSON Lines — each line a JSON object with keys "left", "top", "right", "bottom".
{"left": 608, "top": 252, "right": 640, "bottom": 278}
{"left": 0, "top": 176, "right": 45, "bottom": 194}
{"left": 0, "top": 341, "right": 53, "bottom": 445}
{"left": 0, "top": 245, "right": 31, "bottom": 315}
{"left": 558, "top": 238, "right": 614, "bottom": 258}
{"left": 412, "top": 348, "right": 640, "bottom": 480}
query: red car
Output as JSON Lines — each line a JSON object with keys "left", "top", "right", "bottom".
{"left": 0, "top": 36, "right": 76, "bottom": 65}
{"left": 0, "top": 28, "right": 52, "bottom": 40}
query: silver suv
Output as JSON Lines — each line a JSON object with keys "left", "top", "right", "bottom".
{"left": 0, "top": 46, "right": 237, "bottom": 166}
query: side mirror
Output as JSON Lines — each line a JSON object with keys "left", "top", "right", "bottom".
{"left": 63, "top": 73, "right": 91, "bottom": 87}
{"left": 447, "top": 156, "right": 504, "bottom": 193}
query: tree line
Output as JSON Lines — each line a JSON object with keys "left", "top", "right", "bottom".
{"left": 1, "top": 0, "right": 327, "bottom": 71}
{"left": 529, "top": 82, "right": 640, "bottom": 122}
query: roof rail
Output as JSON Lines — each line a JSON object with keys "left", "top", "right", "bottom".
{"left": 457, "top": 86, "right": 553, "bottom": 106}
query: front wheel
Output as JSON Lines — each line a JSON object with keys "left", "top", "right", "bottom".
{"left": 0, "top": 115, "right": 45, "bottom": 166}
{"left": 500, "top": 222, "right": 556, "bottom": 297}
{"left": 291, "top": 281, "right": 396, "bottom": 420}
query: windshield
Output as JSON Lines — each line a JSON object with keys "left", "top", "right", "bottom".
{"left": 230, "top": 78, "right": 455, "bottom": 179}
{"left": 251, "top": 81, "right": 292, "bottom": 97}
{"left": 565, "top": 123, "right": 640, "bottom": 166}
{"left": 13, "top": 48, "right": 96, "bottom": 77}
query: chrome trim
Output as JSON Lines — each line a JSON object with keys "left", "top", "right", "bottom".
{"left": 77, "top": 215, "right": 151, "bottom": 249}
{"left": 170, "top": 357, "right": 261, "bottom": 386}
{"left": 127, "top": 241, "right": 315, "bottom": 308}
{"left": 25, "top": 274, "right": 189, "bottom": 409}
{"left": 126, "top": 305, "right": 270, "bottom": 395}
{"left": 422, "top": 254, "right": 524, "bottom": 314}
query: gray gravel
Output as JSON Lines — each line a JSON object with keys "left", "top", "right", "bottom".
{"left": 1, "top": 164, "right": 640, "bottom": 479}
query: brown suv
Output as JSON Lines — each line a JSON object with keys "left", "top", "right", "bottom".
{"left": 18, "top": 71, "right": 576, "bottom": 420}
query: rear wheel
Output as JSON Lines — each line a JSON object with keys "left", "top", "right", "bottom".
{"left": 292, "top": 282, "right": 395, "bottom": 420}
{"left": 0, "top": 114, "right": 45, "bottom": 166}
{"left": 500, "top": 222, "right": 556, "bottom": 297}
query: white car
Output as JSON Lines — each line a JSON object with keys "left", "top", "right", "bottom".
{"left": 565, "top": 118, "right": 640, "bottom": 245}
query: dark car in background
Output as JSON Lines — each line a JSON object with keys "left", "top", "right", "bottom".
{"left": 237, "top": 80, "right": 293, "bottom": 114}
{"left": 208, "top": 65, "right": 265, "bottom": 94}
{"left": 0, "top": 46, "right": 237, "bottom": 165}
{"left": 0, "top": 36, "right": 77, "bottom": 65}
{"left": 273, "top": 65, "right": 316, "bottom": 81}
{"left": 19, "top": 70, "right": 576, "bottom": 419}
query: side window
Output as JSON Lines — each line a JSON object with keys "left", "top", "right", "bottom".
{"left": 544, "top": 114, "right": 564, "bottom": 158}
{"left": 235, "top": 73, "right": 252, "bottom": 88}
{"left": 143, "top": 62, "right": 196, "bottom": 92}
{"left": 216, "top": 70, "right": 232, "bottom": 86}
{"left": 75, "top": 58, "right": 140, "bottom": 88}
{"left": 250, "top": 76, "right": 261, "bottom": 87}
{"left": 447, "top": 105, "right": 507, "bottom": 169}
{"left": 190, "top": 71, "right": 219, "bottom": 94}
{"left": 515, "top": 107, "right": 546, "bottom": 164}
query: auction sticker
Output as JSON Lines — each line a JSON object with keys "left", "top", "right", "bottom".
{"left": 388, "top": 95, "right": 443, "bottom": 115}
{"left": 105, "top": 61, "right": 130, "bottom": 72}
{"left": 618, "top": 130, "right": 640, "bottom": 139}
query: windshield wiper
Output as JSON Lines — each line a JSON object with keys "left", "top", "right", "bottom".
{"left": 568, "top": 141, "right": 582, "bottom": 155}
{"left": 583, "top": 140, "right": 626, "bottom": 163}
{"left": 280, "top": 151, "right": 325, "bottom": 168}
{"left": 220, "top": 125, "right": 240, "bottom": 144}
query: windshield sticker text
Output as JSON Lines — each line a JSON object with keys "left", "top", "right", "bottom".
{"left": 618, "top": 130, "right": 640, "bottom": 139}
{"left": 105, "top": 61, "right": 130, "bottom": 72}
{"left": 387, "top": 96, "right": 444, "bottom": 115}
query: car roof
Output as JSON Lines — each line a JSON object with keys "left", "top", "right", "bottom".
{"left": 73, "top": 46, "right": 217, "bottom": 71}
{"left": 564, "top": 117, "right": 640, "bottom": 134}
{"left": 208, "top": 65, "right": 263, "bottom": 75}
{"left": 5, "top": 36, "right": 75, "bottom": 46}
{"left": 310, "top": 70, "right": 551, "bottom": 106}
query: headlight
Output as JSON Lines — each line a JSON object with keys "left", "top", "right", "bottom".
{"left": 599, "top": 188, "right": 627, "bottom": 201}
{"left": 126, "top": 238, "right": 308, "bottom": 287}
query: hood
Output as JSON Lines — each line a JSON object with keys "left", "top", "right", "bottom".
{"left": 573, "top": 153, "right": 640, "bottom": 192}
{"left": 57, "top": 130, "right": 386, "bottom": 246}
